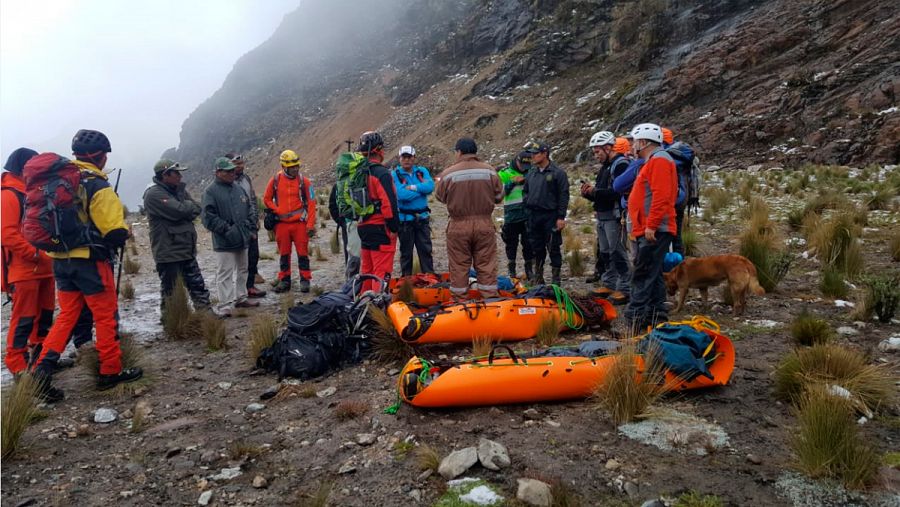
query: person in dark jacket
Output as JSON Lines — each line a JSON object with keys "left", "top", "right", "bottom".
{"left": 581, "top": 132, "right": 630, "bottom": 304}
{"left": 522, "top": 141, "right": 569, "bottom": 285}
{"left": 143, "top": 159, "right": 210, "bottom": 313}
{"left": 228, "top": 153, "right": 266, "bottom": 298}
{"left": 201, "top": 157, "right": 259, "bottom": 316}
{"left": 329, "top": 183, "right": 361, "bottom": 280}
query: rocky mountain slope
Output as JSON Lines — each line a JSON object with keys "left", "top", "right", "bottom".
{"left": 172, "top": 0, "right": 899, "bottom": 188}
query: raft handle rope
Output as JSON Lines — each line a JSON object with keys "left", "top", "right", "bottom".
{"left": 550, "top": 284, "right": 584, "bottom": 330}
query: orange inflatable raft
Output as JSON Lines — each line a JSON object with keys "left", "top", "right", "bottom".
{"left": 387, "top": 296, "right": 616, "bottom": 345}
{"left": 396, "top": 319, "right": 735, "bottom": 408}
{"left": 388, "top": 273, "right": 523, "bottom": 306}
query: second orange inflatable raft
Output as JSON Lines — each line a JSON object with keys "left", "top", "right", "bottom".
{"left": 396, "top": 319, "right": 735, "bottom": 408}
{"left": 388, "top": 273, "right": 524, "bottom": 306}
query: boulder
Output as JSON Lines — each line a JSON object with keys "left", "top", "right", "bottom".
{"left": 516, "top": 478, "right": 552, "bottom": 506}
{"left": 477, "top": 438, "right": 510, "bottom": 471}
{"left": 93, "top": 408, "right": 118, "bottom": 424}
{"left": 438, "top": 447, "right": 478, "bottom": 479}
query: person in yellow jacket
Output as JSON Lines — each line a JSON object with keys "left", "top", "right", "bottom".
{"left": 32, "top": 129, "right": 142, "bottom": 402}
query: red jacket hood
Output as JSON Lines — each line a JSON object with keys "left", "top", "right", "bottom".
{"left": 1, "top": 171, "right": 25, "bottom": 192}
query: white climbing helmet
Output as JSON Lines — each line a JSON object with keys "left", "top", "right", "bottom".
{"left": 588, "top": 131, "right": 615, "bottom": 148}
{"left": 630, "top": 123, "right": 663, "bottom": 144}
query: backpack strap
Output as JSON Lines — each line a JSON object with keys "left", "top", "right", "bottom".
{"left": 2, "top": 187, "right": 26, "bottom": 222}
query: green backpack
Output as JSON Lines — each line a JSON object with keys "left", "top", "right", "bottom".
{"left": 334, "top": 152, "right": 374, "bottom": 220}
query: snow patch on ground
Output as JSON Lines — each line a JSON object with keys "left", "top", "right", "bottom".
{"left": 618, "top": 408, "right": 729, "bottom": 456}
{"left": 775, "top": 472, "right": 900, "bottom": 507}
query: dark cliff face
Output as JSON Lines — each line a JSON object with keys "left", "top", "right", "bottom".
{"left": 174, "top": 0, "right": 899, "bottom": 183}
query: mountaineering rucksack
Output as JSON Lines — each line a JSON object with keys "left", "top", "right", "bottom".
{"left": 334, "top": 152, "right": 375, "bottom": 220}
{"left": 666, "top": 142, "right": 702, "bottom": 213}
{"left": 22, "top": 153, "right": 95, "bottom": 252}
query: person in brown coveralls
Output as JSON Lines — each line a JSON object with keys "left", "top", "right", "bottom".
{"left": 435, "top": 138, "right": 504, "bottom": 300}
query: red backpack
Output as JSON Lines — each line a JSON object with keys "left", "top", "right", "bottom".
{"left": 22, "top": 153, "right": 94, "bottom": 252}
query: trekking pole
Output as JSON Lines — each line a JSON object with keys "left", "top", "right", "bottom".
{"left": 113, "top": 168, "right": 126, "bottom": 296}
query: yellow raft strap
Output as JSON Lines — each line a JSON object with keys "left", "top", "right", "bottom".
{"left": 470, "top": 361, "right": 554, "bottom": 368}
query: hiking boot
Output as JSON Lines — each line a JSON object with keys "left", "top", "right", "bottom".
{"left": 507, "top": 261, "right": 517, "bottom": 279}
{"left": 532, "top": 262, "right": 545, "bottom": 285}
{"left": 593, "top": 286, "right": 614, "bottom": 296}
{"left": 298, "top": 278, "right": 310, "bottom": 293}
{"left": 36, "top": 382, "right": 65, "bottom": 403}
{"left": 551, "top": 267, "right": 562, "bottom": 285}
{"left": 609, "top": 291, "right": 629, "bottom": 305}
{"left": 247, "top": 286, "right": 267, "bottom": 298}
{"left": 97, "top": 367, "right": 143, "bottom": 391}
{"left": 273, "top": 279, "right": 292, "bottom": 293}
{"left": 524, "top": 261, "right": 534, "bottom": 282}
{"left": 585, "top": 273, "right": 601, "bottom": 284}
{"left": 235, "top": 299, "right": 260, "bottom": 308}
{"left": 56, "top": 357, "right": 76, "bottom": 369}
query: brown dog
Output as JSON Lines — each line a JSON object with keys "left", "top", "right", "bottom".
{"left": 664, "top": 254, "right": 765, "bottom": 316}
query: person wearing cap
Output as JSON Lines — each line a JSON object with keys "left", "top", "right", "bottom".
{"left": 32, "top": 130, "right": 142, "bottom": 401}
{"left": 201, "top": 157, "right": 260, "bottom": 316}
{"left": 435, "top": 138, "right": 503, "bottom": 299}
{"left": 264, "top": 149, "right": 317, "bottom": 293}
{"left": 522, "top": 141, "right": 569, "bottom": 285}
{"left": 392, "top": 145, "right": 435, "bottom": 277}
{"left": 228, "top": 153, "right": 266, "bottom": 298}
{"left": 581, "top": 132, "right": 631, "bottom": 304}
{"left": 143, "top": 158, "right": 211, "bottom": 314}
{"left": 625, "top": 123, "right": 678, "bottom": 330}
{"left": 497, "top": 150, "right": 534, "bottom": 280}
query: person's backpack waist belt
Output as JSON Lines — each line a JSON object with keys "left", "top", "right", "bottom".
{"left": 276, "top": 209, "right": 308, "bottom": 221}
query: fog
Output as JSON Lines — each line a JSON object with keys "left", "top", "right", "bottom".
{"left": 0, "top": 0, "right": 299, "bottom": 207}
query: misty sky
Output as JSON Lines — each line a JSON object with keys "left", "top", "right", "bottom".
{"left": 1, "top": 0, "right": 299, "bottom": 207}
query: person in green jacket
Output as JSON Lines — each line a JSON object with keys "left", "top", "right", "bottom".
{"left": 497, "top": 151, "right": 534, "bottom": 280}
{"left": 201, "top": 157, "right": 259, "bottom": 316}
{"left": 143, "top": 159, "right": 210, "bottom": 313}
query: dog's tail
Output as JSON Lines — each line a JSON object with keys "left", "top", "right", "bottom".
{"left": 749, "top": 275, "right": 765, "bottom": 295}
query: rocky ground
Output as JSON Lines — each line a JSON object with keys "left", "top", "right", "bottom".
{"left": 2, "top": 165, "right": 899, "bottom": 507}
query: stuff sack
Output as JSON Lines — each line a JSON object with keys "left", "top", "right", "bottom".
{"left": 22, "top": 153, "right": 94, "bottom": 252}
{"left": 334, "top": 152, "right": 375, "bottom": 220}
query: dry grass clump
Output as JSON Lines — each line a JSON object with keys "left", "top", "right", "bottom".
{"left": 395, "top": 278, "right": 415, "bottom": 303}
{"left": 330, "top": 229, "right": 341, "bottom": 254}
{"left": 201, "top": 311, "right": 227, "bottom": 351}
{"left": 791, "top": 387, "right": 879, "bottom": 489}
{"left": 789, "top": 311, "right": 833, "bottom": 347}
{"left": 535, "top": 313, "right": 561, "bottom": 348}
{"left": 313, "top": 245, "right": 326, "bottom": 261}
{"left": 819, "top": 268, "right": 848, "bottom": 299}
{"left": 162, "top": 278, "right": 194, "bottom": 340}
{"left": 549, "top": 480, "right": 584, "bottom": 507}
{"left": 864, "top": 274, "right": 900, "bottom": 323}
{"left": 810, "top": 213, "right": 864, "bottom": 278}
{"left": 413, "top": 444, "right": 441, "bottom": 472}
{"left": 593, "top": 341, "right": 667, "bottom": 425}
{"left": 674, "top": 490, "right": 724, "bottom": 507}
{"left": 471, "top": 335, "right": 494, "bottom": 358}
{"left": 1, "top": 374, "right": 40, "bottom": 458}
{"left": 567, "top": 248, "right": 586, "bottom": 277}
{"left": 333, "top": 400, "right": 368, "bottom": 421}
{"left": 123, "top": 255, "right": 141, "bottom": 275}
{"left": 738, "top": 202, "right": 792, "bottom": 292}
{"left": 227, "top": 439, "right": 265, "bottom": 460}
{"left": 891, "top": 232, "right": 900, "bottom": 262}
{"left": 121, "top": 278, "right": 135, "bottom": 300}
{"left": 865, "top": 187, "right": 893, "bottom": 211}
{"left": 568, "top": 197, "right": 593, "bottom": 218}
{"left": 279, "top": 292, "right": 295, "bottom": 315}
{"left": 367, "top": 304, "right": 411, "bottom": 364}
{"left": 80, "top": 332, "right": 151, "bottom": 397}
{"left": 412, "top": 256, "right": 422, "bottom": 275}
{"left": 773, "top": 344, "right": 895, "bottom": 413}
{"left": 680, "top": 222, "right": 699, "bottom": 256}
{"left": 292, "top": 481, "right": 332, "bottom": 507}
{"left": 248, "top": 315, "right": 280, "bottom": 366}
{"left": 130, "top": 401, "right": 150, "bottom": 433}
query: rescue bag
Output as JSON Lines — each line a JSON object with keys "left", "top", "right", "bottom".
{"left": 22, "top": 153, "right": 94, "bottom": 252}
{"left": 334, "top": 152, "right": 374, "bottom": 220}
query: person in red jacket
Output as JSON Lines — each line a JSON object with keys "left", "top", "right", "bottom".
{"left": 355, "top": 131, "right": 399, "bottom": 294}
{"left": 625, "top": 123, "right": 678, "bottom": 330}
{"left": 264, "top": 150, "right": 317, "bottom": 293}
{"left": 2, "top": 148, "right": 54, "bottom": 377}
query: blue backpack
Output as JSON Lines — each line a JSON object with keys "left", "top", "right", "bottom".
{"left": 666, "top": 142, "right": 700, "bottom": 212}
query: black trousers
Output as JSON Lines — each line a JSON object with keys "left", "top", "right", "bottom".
{"left": 528, "top": 210, "right": 562, "bottom": 268}
{"left": 624, "top": 232, "right": 673, "bottom": 329}
{"left": 247, "top": 234, "right": 260, "bottom": 289}
{"left": 501, "top": 220, "right": 533, "bottom": 263}
{"left": 398, "top": 218, "right": 434, "bottom": 276}
{"left": 157, "top": 259, "right": 210, "bottom": 310}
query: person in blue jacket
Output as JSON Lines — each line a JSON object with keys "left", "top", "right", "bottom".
{"left": 392, "top": 145, "right": 435, "bottom": 276}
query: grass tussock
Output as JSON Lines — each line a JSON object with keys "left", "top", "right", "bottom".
{"left": 123, "top": 255, "right": 141, "bottom": 275}
{"left": 704, "top": 187, "right": 732, "bottom": 215}
{"left": 891, "top": 232, "right": 900, "bottom": 262}
{"left": 313, "top": 245, "right": 326, "bottom": 262}
{"left": 395, "top": 278, "right": 415, "bottom": 303}
{"left": 593, "top": 341, "right": 667, "bottom": 425}
{"left": 162, "top": 278, "right": 194, "bottom": 340}
{"left": 279, "top": 292, "right": 295, "bottom": 315}
{"left": 865, "top": 187, "right": 893, "bottom": 211}
{"left": 1, "top": 374, "right": 40, "bottom": 459}
{"left": 568, "top": 197, "right": 593, "bottom": 218}
{"left": 412, "top": 256, "right": 422, "bottom": 275}
{"left": 738, "top": 204, "right": 792, "bottom": 292}
{"left": 121, "top": 278, "right": 135, "bottom": 300}
{"left": 674, "top": 490, "right": 724, "bottom": 507}
{"left": 567, "top": 248, "right": 586, "bottom": 277}
{"left": 774, "top": 344, "right": 895, "bottom": 414}
{"left": 367, "top": 305, "right": 411, "bottom": 364}
{"left": 536, "top": 313, "right": 560, "bottom": 348}
{"left": 228, "top": 439, "right": 265, "bottom": 460}
{"left": 471, "top": 335, "right": 494, "bottom": 358}
{"left": 864, "top": 274, "right": 900, "bottom": 323}
{"left": 819, "top": 268, "right": 849, "bottom": 299}
{"left": 200, "top": 311, "right": 227, "bottom": 351}
{"left": 330, "top": 228, "right": 341, "bottom": 254}
{"left": 810, "top": 214, "right": 864, "bottom": 277}
{"left": 292, "top": 481, "right": 332, "bottom": 507}
{"left": 248, "top": 315, "right": 279, "bottom": 366}
{"left": 80, "top": 332, "right": 151, "bottom": 397}
{"left": 549, "top": 480, "right": 584, "bottom": 507}
{"left": 792, "top": 387, "right": 880, "bottom": 489}
{"left": 130, "top": 401, "right": 150, "bottom": 433}
{"left": 414, "top": 444, "right": 441, "bottom": 472}
{"left": 333, "top": 400, "right": 368, "bottom": 421}
{"left": 790, "top": 310, "right": 833, "bottom": 347}
{"left": 272, "top": 384, "right": 318, "bottom": 402}
{"left": 681, "top": 223, "right": 699, "bottom": 257}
